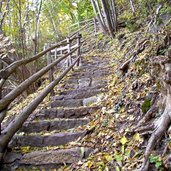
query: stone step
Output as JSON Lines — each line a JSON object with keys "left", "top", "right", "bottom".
{"left": 19, "top": 147, "right": 91, "bottom": 169}
{"left": 58, "top": 87, "right": 107, "bottom": 97}
{"left": 50, "top": 94, "right": 102, "bottom": 108}
{"left": 2, "top": 147, "right": 92, "bottom": 170}
{"left": 70, "top": 70, "right": 111, "bottom": 79}
{"left": 61, "top": 81, "right": 107, "bottom": 90}
{"left": 59, "top": 88, "right": 106, "bottom": 97}
{"left": 53, "top": 89, "right": 105, "bottom": 100}
{"left": 61, "top": 79, "right": 107, "bottom": 90}
{"left": 20, "top": 147, "right": 91, "bottom": 165}
{"left": 74, "top": 65, "right": 112, "bottom": 72}
{"left": 50, "top": 98, "right": 83, "bottom": 108}
{"left": 10, "top": 131, "right": 86, "bottom": 147}
{"left": 20, "top": 118, "right": 89, "bottom": 133}
{"left": 31, "top": 106, "right": 101, "bottom": 121}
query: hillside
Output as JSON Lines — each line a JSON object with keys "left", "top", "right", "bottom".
{"left": 60, "top": 27, "right": 171, "bottom": 170}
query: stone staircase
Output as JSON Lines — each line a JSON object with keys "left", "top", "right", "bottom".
{"left": 2, "top": 56, "right": 112, "bottom": 170}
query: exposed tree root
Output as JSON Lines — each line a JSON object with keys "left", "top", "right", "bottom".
{"left": 135, "top": 123, "right": 154, "bottom": 133}
{"left": 140, "top": 111, "right": 171, "bottom": 171}
{"left": 135, "top": 101, "right": 159, "bottom": 129}
{"left": 139, "top": 48, "right": 171, "bottom": 170}
{"left": 120, "top": 39, "right": 148, "bottom": 75}
{"left": 140, "top": 130, "right": 153, "bottom": 136}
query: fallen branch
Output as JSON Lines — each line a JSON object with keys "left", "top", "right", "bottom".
{"left": 120, "top": 39, "right": 148, "bottom": 74}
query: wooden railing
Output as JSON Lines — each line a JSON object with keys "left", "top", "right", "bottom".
{"left": 0, "top": 17, "right": 101, "bottom": 160}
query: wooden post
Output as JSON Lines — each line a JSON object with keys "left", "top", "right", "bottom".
{"left": 0, "top": 60, "right": 5, "bottom": 135}
{"left": 55, "top": 48, "right": 57, "bottom": 60}
{"left": 77, "top": 33, "right": 81, "bottom": 66}
{"left": 66, "top": 37, "right": 72, "bottom": 67}
{"left": 93, "top": 18, "right": 97, "bottom": 35}
{"left": 47, "top": 44, "right": 55, "bottom": 96}
{"left": 0, "top": 59, "right": 2, "bottom": 135}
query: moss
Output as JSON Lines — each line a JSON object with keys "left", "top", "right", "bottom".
{"left": 141, "top": 99, "right": 152, "bottom": 113}
{"left": 125, "top": 21, "right": 139, "bottom": 32}
{"left": 156, "top": 80, "right": 161, "bottom": 91}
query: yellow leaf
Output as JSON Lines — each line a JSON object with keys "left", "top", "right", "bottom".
{"left": 81, "top": 147, "right": 85, "bottom": 157}
{"left": 120, "top": 107, "right": 125, "bottom": 113}
{"left": 120, "top": 136, "right": 128, "bottom": 145}
{"left": 86, "top": 161, "right": 93, "bottom": 168}
{"left": 121, "top": 145, "right": 125, "bottom": 154}
{"left": 133, "top": 133, "right": 140, "bottom": 141}
{"left": 116, "top": 166, "right": 120, "bottom": 171}
{"left": 104, "top": 154, "right": 113, "bottom": 162}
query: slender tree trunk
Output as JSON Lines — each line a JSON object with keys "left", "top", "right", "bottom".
{"left": 111, "top": 0, "right": 117, "bottom": 32}
{"left": 100, "top": 0, "right": 114, "bottom": 37}
{"left": 34, "top": 0, "right": 43, "bottom": 55}
{"left": 0, "top": 0, "right": 10, "bottom": 30}
{"left": 129, "top": 0, "right": 135, "bottom": 14}
{"left": 90, "top": 0, "right": 108, "bottom": 34}
{"left": 94, "top": 0, "right": 105, "bottom": 27}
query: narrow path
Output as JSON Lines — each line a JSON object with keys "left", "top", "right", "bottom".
{"left": 2, "top": 55, "right": 112, "bottom": 170}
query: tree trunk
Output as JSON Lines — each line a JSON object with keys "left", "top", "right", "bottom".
{"left": 129, "top": 0, "right": 135, "bottom": 14}
{"left": 34, "top": 0, "right": 43, "bottom": 55}
{"left": 90, "top": 0, "right": 108, "bottom": 34}
{"left": 100, "top": 0, "right": 115, "bottom": 37}
{"left": 111, "top": 0, "right": 117, "bottom": 32}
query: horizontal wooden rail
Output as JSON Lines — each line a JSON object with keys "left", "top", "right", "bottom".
{"left": 0, "top": 47, "right": 79, "bottom": 113}
{"left": 69, "top": 18, "right": 93, "bottom": 29}
{"left": 0, "top": 41, "right": 70, "bottom": 79}
{"left": 70, "top": 21, "right": 94, "bottom": 38}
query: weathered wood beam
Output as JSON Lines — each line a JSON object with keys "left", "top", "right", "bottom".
{"left": 0, "top": 42, "right": 70, "bottom": 79}
{"left": 0, "top": 47, "right": 79, "bottom": 113}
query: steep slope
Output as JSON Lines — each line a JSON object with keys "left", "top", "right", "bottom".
{"left": 64, "top": 27, "right": 171, "bottom": 171}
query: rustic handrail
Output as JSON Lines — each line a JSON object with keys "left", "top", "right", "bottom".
{"left": 0, "top": 56, "right": 80, "bottom": 161}
{"left": 0, "top": 47, "right": 79, "bottom": 113}
{"left": 0, "top": 41, "right": 70, "bottom": 79}
{"left": 69, "top": 18, "right": 93, "bottom": 28}
{"left": 70, "top": 20, "right": 94, "bottom": 38}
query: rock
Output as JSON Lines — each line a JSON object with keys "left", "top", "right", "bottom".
{"left": 78, "top": 78, "right": 91, "bottom": 88}
{"left": 20, "top": 118, "right": 89, "bottom": 133}
{"left": 10, "top": 131, "right": 86, "bottom": 147}
{"left": 50, "top": 99, "right": 83, "bottom": 108}
{"left": 83, "top": 95, "right": 102, "bottom": 106}
{"left": 20, "top": 147, "right": 92, "bottom": 165}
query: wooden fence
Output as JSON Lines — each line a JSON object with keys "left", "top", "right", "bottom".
{"left": 0, "top": 17, "right": 100, "bottom": 160}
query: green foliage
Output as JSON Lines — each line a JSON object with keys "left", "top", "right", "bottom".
{"left": 97, "top": 33, "right": 105, "bottom": 40}
{"left": 160, "top": 3, "right": 171, "bottom": 15}
{"left": 149, "top": 155, "right": 162, "bottom": 169}
{"left": 141, "top": 99, "right": 152, "bottom": 113}
{"left": 2, "top": 0, "right": 94, "bottom": 57}
{"left": 125, "top": 20, "right": 139, "bottom": 32}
